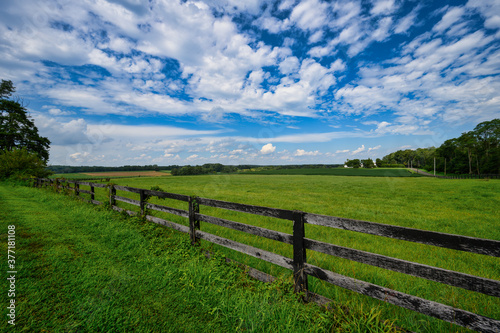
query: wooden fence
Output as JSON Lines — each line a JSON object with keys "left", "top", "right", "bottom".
{"left": 34, "top": 178, "right": 500, "bottom": 332}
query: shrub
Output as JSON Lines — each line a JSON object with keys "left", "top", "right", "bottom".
{"left": 0, "top": 148, "right": 52, "bottom": 180}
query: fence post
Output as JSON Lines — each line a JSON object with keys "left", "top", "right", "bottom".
{"left": 189, "top": 196, "right": 200, "bottom": 245}
{"left": 109, "top": 185, "right": 116, "bottom": 207}
{"left": 292, "top": 210, "right": 308, "bottom": 297}
{"left": 90, "top": 185, "right": 95, "bottom": 201}
{"left": 75, "top": 183, "right": 80, "bottom": 197}
{"left": 139, "top": 189, "right": 145, "bottom": 216}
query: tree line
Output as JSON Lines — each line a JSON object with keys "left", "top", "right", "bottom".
{"left": 380, "top": 119, "right": 499, "bottom": 175}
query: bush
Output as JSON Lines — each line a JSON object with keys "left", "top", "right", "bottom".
{"left": 0, "top": 148, "right": 52, "bottom": 180}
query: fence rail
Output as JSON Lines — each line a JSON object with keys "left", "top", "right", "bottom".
{"left": 34, "top": 178, "right": 500, "bottom": 332}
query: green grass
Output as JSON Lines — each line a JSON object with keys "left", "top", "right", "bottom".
{"left": 0, "top": 183, "right": 400, "bottom": 332}
{"left": 244, "top": 167, "right": 421, "bottom": 177}
{"left": 89, "top": 174, "right": 500, "bottom": 332}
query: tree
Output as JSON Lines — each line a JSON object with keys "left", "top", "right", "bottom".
{"left": 361, "top": 158, "right": 375, "bottom": 168}
{"left": 0, "top": 148, "right": 52, "bottom": 179}
{"left": 345, "top": 159, "right": 361, "bottom": 168}
{"left": 0, "top": 80, "right": 50, "bottom": 162}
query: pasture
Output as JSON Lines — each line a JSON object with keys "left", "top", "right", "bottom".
{"left": 95, "top": 174, "right": 500, "bottom": 332}
{"left": 243, "top": 167, "right": 420, "bottom": 177}
{"left": 2, "top": 184, "right": 398, "bottom": 332}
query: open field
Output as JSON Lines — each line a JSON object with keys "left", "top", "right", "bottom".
{"left": 243, "top": 167, "right": 420, "bottom": 177}
{"left": 0, "top": 183, "right": 399, "bottom": 332}
{"left": 82, "top": 174, "right": 499, "bottom": 332}
{"left": 82, "top": 170, "right": 170, "bottom": 177}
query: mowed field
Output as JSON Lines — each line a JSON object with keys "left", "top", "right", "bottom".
{"left": 82, "top": 171, "right": 170, "bottom": 177}
{"left": 244, "top": 167, "right": 420, "bottom": 177}
{"left": 50, "top": 174, "right": 500, "bottom": 332}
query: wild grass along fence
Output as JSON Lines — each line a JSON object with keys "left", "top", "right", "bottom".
{"left": 34, "top": 178, "right": 500, "bottom": 333}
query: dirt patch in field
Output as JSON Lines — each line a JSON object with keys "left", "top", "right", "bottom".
{"left": 82, "top": 171, "right": 170, "bottom": 177}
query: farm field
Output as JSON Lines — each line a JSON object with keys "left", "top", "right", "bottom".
{"left": 244, "top": 167, "right": 420, "bottom": 177}
{"left": 49, "top": 170, "right": 171, "bottom": 179}
{"left": 88, "top": 174, "right": 500, "bottom": 332}
{"left": 82, "top": 170, "right": 170, "bottom": 177}
{"left": 1, "top": 183, "right": 399, "bottom": 332}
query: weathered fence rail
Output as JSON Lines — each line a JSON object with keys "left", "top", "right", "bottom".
{"left": 34, "top": 178, "right": 500, "bottom": 332}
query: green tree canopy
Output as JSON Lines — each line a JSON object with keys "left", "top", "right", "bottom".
{"left": 0, "top": 79, "right": 50, "bottom": 162}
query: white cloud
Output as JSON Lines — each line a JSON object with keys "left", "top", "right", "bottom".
{"left": 260, "top": 143, "right": 276, "bottom": 154}
{"left": 290, "top": 0, "right": 329, "bottom": 31}
{"left": 368, "top": 145, "right": 381, "bottom": 151}
{"left": 336, "top": 149, "right": 350, "bottom": 153}
{"left": 352, "top": 145, "right": 365, "bottom": 155}
{"left": 294, "top": 149, "right": 321, "bottom": 156}
{"left": 433, "top": 7, "right": 465, "bottom": 33}
{"left": 370, "top": 0, "right": 397, "bottom": 16}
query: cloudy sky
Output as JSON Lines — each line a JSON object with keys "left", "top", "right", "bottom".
{"left": 1, "top": 0, "right": 499, "bottom": 166}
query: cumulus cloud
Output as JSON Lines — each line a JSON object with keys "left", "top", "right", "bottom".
{"left": 260, "top": 143, "right": 276, "bottom": 154}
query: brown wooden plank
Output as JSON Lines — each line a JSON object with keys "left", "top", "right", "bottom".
{"left": 145, "top": 215, "right": 190, "bottom": 234}
{"left": 114, "top": 195, "right": 140, "bottom": 207}
{"left": 143, "top": 189, "right": 190, "bottom": 202}
{"left": 86, "top": 182, "right": 107, "bottom": 188}
{"left": 78, "top": 189, "right": 93, "bottom": 195}
{"left": 304, "top": 263, "right": 500, "bottom": 333}
{"left": 195, "top": 230, "right": 294, "bottom": 270}
{"left": 304, "top": 213, "right": 500, "bottom": 257}
{"left": 112, "top": 206, "right": 137, "bottom": 216}
{"left": 147, "top": 203, "right": 189, "bottom": 218}
{"left": 114, "top": 185, "right": 142, "bottom": 194}
{"left": 195, "top": 213, "right": 293, "bottom": 244}
{"left": 196, "top": 197, "right": 295, "bottom": 220}
{"left": 305, "top": 238, "right": 500, "bottom": 297}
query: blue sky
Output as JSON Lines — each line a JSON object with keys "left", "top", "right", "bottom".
{"left": 1, "top": 0, "right": 499, "bottom": 166}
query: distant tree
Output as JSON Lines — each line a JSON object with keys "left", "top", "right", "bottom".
{"left": 375, "top": 158, "right": 384, "bottom": 167}
{"left": 361, "top": 158, "right": 375, "bottom": 168}
{"left": 0, "top": 79, "right": 50, "bottom": 162}
{"left": 345, "top": 159, "right": 361, "bottom": 168}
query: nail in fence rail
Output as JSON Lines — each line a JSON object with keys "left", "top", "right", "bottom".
{"left": 33, "top": 178, "right": 500, "bottom": 332}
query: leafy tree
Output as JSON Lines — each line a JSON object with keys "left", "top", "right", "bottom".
{"left": 0, "top": 148, "right": 52, "bottom": 179}
{"left": 361, "top": 158, "right": 375, "bottom": 168}
{"left": 0, "top": 79, "right": 50, "bottom": 161}
{"left": 345, "top": 159, "right": 361, "bottom": 168}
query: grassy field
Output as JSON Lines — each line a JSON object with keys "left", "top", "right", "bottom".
{"left": 71, "top": 173, "right": 500, "bottom": 333}
{"left": 243, "top": 167, "right": 421, "bottom": 177}
{"left": 50, "top": 170, "right": 170, "bottom": 179}
{"left": 0, "top": 183, "right": 401, "bottom": 332}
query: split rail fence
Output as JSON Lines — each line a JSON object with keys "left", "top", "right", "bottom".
{"left": 34, "top": 178, "right": 500, "bottom": 333}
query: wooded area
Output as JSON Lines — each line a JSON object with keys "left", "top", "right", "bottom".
{"left": 380, "top": 119, "right": 499, "bottom": 175}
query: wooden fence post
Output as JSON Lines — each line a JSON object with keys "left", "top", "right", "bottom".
{"left": 139, "top": 189, "right": 145, "bottom": 216}
{"left": 292, "top": 210, "right": 308, "bottom": 297}
{"left": 189, "top": 196, "right": 200, "bottom": 245}
{"left": 90, "top": 185, "right": 95, "bottom": 201}
{"left": 75, "top": 183, "right": 80, "bottom": 197}
{"left": 109, "top": 185, "right": 116, "bottom": 207}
